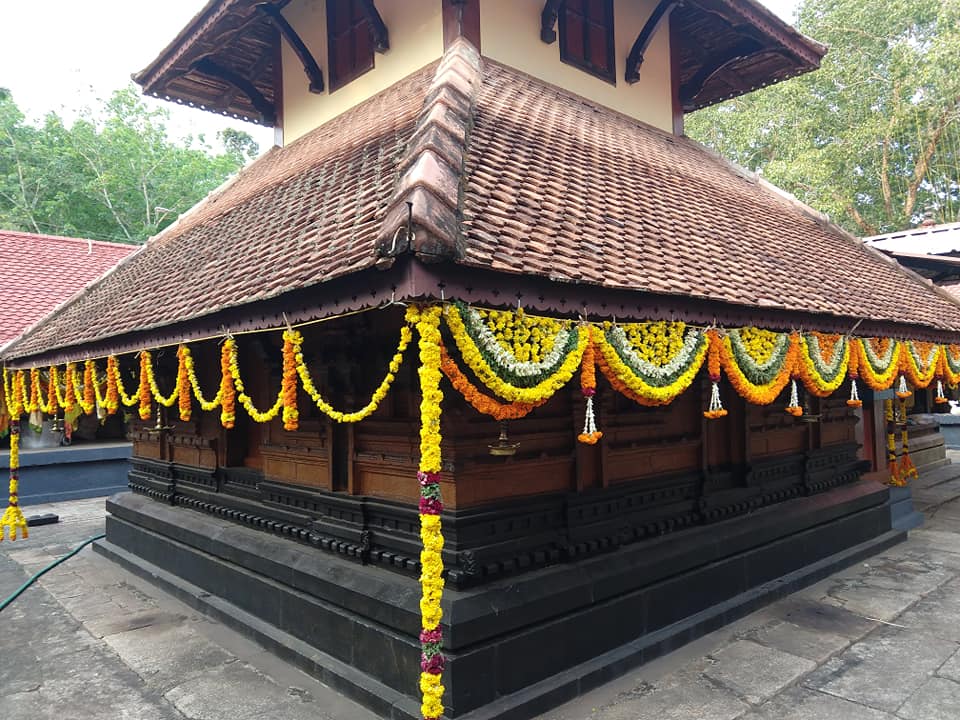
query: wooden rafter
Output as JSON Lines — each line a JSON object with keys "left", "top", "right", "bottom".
{"left": 680, "top": 39, "right": 778, "bottom": 107}
{"left": 192, "top": 57, "right": 277, "bottom": 124}
{"left": 625, "top": 0, "right": 679, "bottom": 83}
{"left": 256, "top": 3, "right": 325, "bottom": 93}
{"left": 540, "top": 0, "right": 563, "bottom": 43}
{"left": 358, "top": 0, "right": 390, "bottom": 53}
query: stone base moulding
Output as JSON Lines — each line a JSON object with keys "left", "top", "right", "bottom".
{"left": 98, "top": 478, "right": 897, "bottom": 719}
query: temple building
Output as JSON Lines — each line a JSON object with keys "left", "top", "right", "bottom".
{"left": 5, "top": 2, "right": 960, "bottom": 719}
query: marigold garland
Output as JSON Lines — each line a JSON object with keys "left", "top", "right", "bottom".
{"left": 885, "top": 399, "right": 901, "bottom": 486}
{"left": 281, "top": 330, "right": 300, "bottom": 431}
{"left": 721, "top": 331, "right": 798, "bottom": 405}
{"left": 798, "top": 334, "right": 849, "bottom": 397}
{"left": 176, "top": 346, "right": 192, "bottom": 421}
{"left": 137, "top": 353, "right": 152, "bottom": 420}
{"left": 901, "top": 340, "right": 938, "bottom": 389}
{"left": 296, "top": 314, "right": 415, "bottom": 423}
{"left": 230, "top": 341, "right": 284, "bottom": 424}
{"left": 856, "top": 338, "right": 901, "bottom": 391}
{"left": 144, "top": 350, "right": 179, "bottom": 409}
{"left": 704, "top": 330, "right": 728, "bottom": 418}
{"left": 578, "top": 330, "right": 602, "bottom": 444}
{"left": 445, "top": 303, "right": 587, "bottom": 403}
{"left": 220, "top": 340, "right": 237, "bottom": 429}
{"left": 46, "top": 366, "right": 60, "bottom": 416}
{"left": 414, "top": 305, "right": 446, "bottom": 720}
{"left": 897, "top": 397, "right": 918, "bottom": 484}
{"left": 439, "top": 343, "right": 545, "bottom": 420}
{"left": 0, "top": 419, "right": 27, "bottom": 541}
{"left": 596, "top": 324, "right": 708, "bottom": 406}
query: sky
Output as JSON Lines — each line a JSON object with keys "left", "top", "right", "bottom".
{"left": 0, "top": 0, "right": 801, "bottom": 154}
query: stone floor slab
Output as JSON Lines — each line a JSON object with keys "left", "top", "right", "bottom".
{"left": 896, "top": 676, "right": 960, "bottom": 720}
{"left": 704, "top": 640, "right": 817, "bottom": 705}
{"left": 803, "top": 627, "right": 957, "bottom": 712}
{"left": 578, "top": 669, "right": 750, "bottom": 720}
{"left": 747, "top": 686, "right": 893, "bottom": 720}
{"left": 937, "top": 648, "right": 960, "bottom": 683}
{"left": 747, "top": 620, "right": 850, "bottom": 664}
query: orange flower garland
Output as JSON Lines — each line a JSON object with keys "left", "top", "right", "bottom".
{"left": 82, "top": 360, "right": 96, "bottom": 414}
{"left": 46, "top": 366, "right": 60, "bottom": 416}
{"left": 137, "top": 352, "right": 152, "bottom": 420}
{"left": 220, "top": 339, "right": 237, "bottom": 429}
{"left": 439, "top": 344, "right": 544, "bottom": 420}
{"left": 578, "top": 331, "right": 602, "bottom": 444}
{"left": 64, "top": 363, "right": 77, "bottom": 414}
{"left": 856, "top": 338, "right": 901, "bottom": 391}
{"left": 177, "top": 345, "right": 192, "bottom": 421}
{"left": 704, "top": 330, "right": 728, "bottom": 419}
{"left": 281, "top": 330, "right": 299, "bottom": 432}
{"left": 720, "top": 332, "right": 798, "bottom": 406}
{"left": 846, "top": 341, "right": 862, "bottom": 408}
{"left": 104, "top": 357, "right": 119, "bottom": 414}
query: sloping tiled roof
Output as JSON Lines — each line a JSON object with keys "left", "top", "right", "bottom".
{"left": 0, "top": 230, "right": 135, "bottom": 347}
{"left": 4, "top": 64, "right": 435, "bottom": 360}
{"left": 457, "top": 60, "right": 960, "bottom": 333}
{"left": 7, "top": 39, "right": 960, "bottom": 362}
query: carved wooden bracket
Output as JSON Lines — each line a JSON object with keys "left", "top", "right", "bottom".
{"left": 624, "top": 0, "right": 679, "bottom": 83}
{"left": 540, "top": 0, "right": 563, "bottom": 43}
{"left": 358, "top": 0, "right": 390, "bottom": 53}
{"left": 192, "top": 57, "right": 277, "bottom": 124}
{"left": 256, "top": 3, "right": 325, "bottom": 93}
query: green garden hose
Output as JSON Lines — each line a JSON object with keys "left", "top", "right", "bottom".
{"left": 0, "top": 533, "right": 106, "bottom": 612}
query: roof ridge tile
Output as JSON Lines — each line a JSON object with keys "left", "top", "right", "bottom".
{"left": 376, "top": 37, "right": 482, "bottom": 263}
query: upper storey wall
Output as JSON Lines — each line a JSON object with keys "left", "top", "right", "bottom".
{"left": 280, "top": 0, "right": 675, "bottom": 144}
{"left": 281, "top": 0, "right": 444, "bottom": 144}
{"left": 480, "top": 0, "right": 674, "bottom": 133}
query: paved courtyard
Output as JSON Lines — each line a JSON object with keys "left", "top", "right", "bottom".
{"left": 4, "top": 456, "right": 960, "bottom": 720}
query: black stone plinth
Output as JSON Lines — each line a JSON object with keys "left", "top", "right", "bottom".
{"left": 96, "top": 480, "right": 898, "bottom": 719}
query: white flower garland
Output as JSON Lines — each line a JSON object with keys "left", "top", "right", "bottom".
{"left": 608, "top": 325, "right": 706, "bottom": 382}
{"left": 906, "top": 340, "right": 939, "bottom": 374}
{"left": 728, "top": 329, "right": 791, "bottom": 376}
{"left": 460, "top": 305, "right": 572, "bottom": 378}
{"left": 861, "top": 338, "right": 898, "bottom": 371}
{"left": 805, "top": 334, "right": 847, "bottom": 380}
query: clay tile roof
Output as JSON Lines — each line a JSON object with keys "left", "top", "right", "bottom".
{"left": 457, "top": 59, "right": 960, "bottom": 334}
{"left": 3, "top": 63, "right": 436, "bottom": 360}
{"left": 0, "top": 230, "right": 135, "bottom": 348}
{"left": 7, "top": 39, "right": 960, "bottom": 362}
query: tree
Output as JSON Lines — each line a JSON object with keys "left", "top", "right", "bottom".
{"left": 686, "top": 0, "right": 960, "bottom": 235}
{"left": 0, "top": 86, "right": 257, "bottom": 243}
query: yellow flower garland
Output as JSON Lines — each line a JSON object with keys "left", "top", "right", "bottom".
{"left": 445, "top": 305, "right": 588, "bottom": 404}
{"left": 856, "top": 338, "right": 901, "bottom": 391}
{"left": 0, "top": 419, "right": 27, "bottom": 541}
{"left": 595, "top": 327, "right": 708, "bottom": 405}
{"left": 414, "top": 305, "right": 446, "bottom": 720}
{"left": 797, "top": 334, "right": 850, "bottom": 397}
{"left": 295, "top": 314, "right": 415, "bottom": 423}
{"left": 230, "top": 341, "right": 284, "bottom": 423}
{"left": 721, "top": 332, "right": 798, "bottom": 405}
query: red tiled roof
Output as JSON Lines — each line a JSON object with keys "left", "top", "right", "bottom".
{"left": 6, "top": 39, "right": 960, "bottom": 362}
{"left": 457, "top": 59, "right": 960, "bottom": 333}
{"left": 0, "top": 230, "right": 135, "bottom": 347}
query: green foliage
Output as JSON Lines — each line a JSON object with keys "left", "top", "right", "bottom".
{"left": 0, "top": 86, "right": 255, "bottom": 244}
{"left": 687, "top": 0, "right": 960, "bottom": 235}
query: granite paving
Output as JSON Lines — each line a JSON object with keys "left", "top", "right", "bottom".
{"left": 5, "top": 453, "right": 960, "bottom": 719}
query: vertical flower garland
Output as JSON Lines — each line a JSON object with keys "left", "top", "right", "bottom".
{"left": 64, "top": 363, "right": 77, "bottom": 414}
{"left": 177, "top": 346, "right": 192, "bottom": 421}
{"left": 281, "top": 330, "right": 300, "bottom": 432}
{"left": 47, "top": 366, "right": 60, "bottom": 416}
{"left": 137, "top": 352, "right": 152, "bottom": 420}
{"left": 414, "top": 305, "right": 446, "bottom": 720}
{"left": 578, "top": 328, "right": 602, "bottom": 444}
{"left": 847, "top": 343, "right": 862, "bottom": 408}
{"left": 884, "top": 399, "right": 903, "bottom": 487}
{"left": 897, "top": 398, "right": 918, "bottom": 483}
{"left": 704, "top": 330, "right": 727, "bottom": 419}
{"left": 0, "top": 419, "right": 27, "bottom": 541}
{"left": 220, "top": 340, "right": 237, "bottom": 429}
